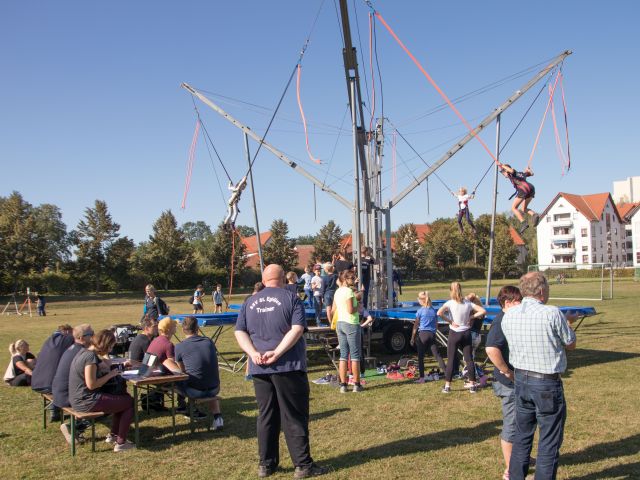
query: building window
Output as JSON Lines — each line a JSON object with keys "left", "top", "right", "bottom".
{"left": 582, "top": 255, "right": 589, "bottom": 263}
{"left": 600, "top": 226, "right": 603, "bottom": 234}
{"left": 573, "top": 212, "right": 579, "bottom": 219}
{"left": 592, "top": 255, "right": 597, "bottom": 263}
{"left": 547, "top": 216, "right": 551, "bottom": 223}
{"left": 582, "top": 245, "right": 588, "bottom": 251}
{"left": 637, "top": 252, "right": 640, "bottom": 263}
{"left": 581, "top": 228, "right": 587, "bottom": 237}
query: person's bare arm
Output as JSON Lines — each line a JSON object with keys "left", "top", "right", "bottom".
{"left": 436, "top": 306, "right": 450, "bottom": 323}
{"left": 15, "top": 360, "right": 33, "bottom": 376}
{"left": 471, "top": 303, "right": 487, "bottom": 319}
{"left": 262, "top": 325, "right": 305, "bottom": 365}
{"left": 234, "top": 331, "right": 264, "bottom": 365}
{"left": 84, "top": 364, "right": 119, "bottom": 390}
{"left": 410, "top": 318, "right": 419, "bottom": 345}
{"left": 163, "top": 357, "right": 182, "bottom": 374}
{"left": 485, "top": 347, "right": 514, "bottom": 381}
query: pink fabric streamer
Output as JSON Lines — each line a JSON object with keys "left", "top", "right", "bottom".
{"left": 181, "top": 119, "right": 200, "bottom": 209}
{"left": 296, "top": 65, "right": 321, "bottom": 164}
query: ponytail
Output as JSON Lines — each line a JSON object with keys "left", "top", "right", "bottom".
{"left": 9, "top": 339, "right": 27, "bottom": 356}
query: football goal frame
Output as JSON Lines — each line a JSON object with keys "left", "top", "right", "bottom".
{"left": 527, "top": 263, "right": 613, "bottom": 301}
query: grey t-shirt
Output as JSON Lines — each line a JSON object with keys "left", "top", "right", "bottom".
{"left": 68, "top": 349, "right": 102, "bottom": 412}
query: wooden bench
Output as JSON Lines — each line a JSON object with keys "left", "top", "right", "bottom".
{"left": 61, "top": 407, "right": 105, "bottom": 456}
{"left": 41, "top": 393, "right": 55, "bottom": 430}
{"left": 187, "top": 396, "right": 220, "bottom": 434}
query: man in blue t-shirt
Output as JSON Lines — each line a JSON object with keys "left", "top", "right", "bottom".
{"left": 485, "top": 286, "right": 523, "bottom": 480}
{"left": 235, "top": 264, "right": 327, "bottom": 479}
{"left": 175, "top": 316, "right": 223, "bottom": 429}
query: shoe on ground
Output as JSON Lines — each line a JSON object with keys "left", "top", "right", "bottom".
{"left": 339, "top": 384, "right": 348, "bottom": 394}
{"left": 441, "top": 385, "right": 451, "bottom": 394}
{"left": 414, "top": 377, "right": 426, "bottom": 384}
{"left": 50, "top": 413, "right": 61, "bottom": 423}
{"left": 469, "top": 385, "right": 478, "bottom": 393}
{"left": 113, "top": 440, "right": 136, "bottom": 452}
{"left": 105, "top": 433, "right": 118, "bottom": 444}
{"left": 212, "top": 416, "right": 224, "bottom": 431}
{"left": 245, "top": 374, "right": 253, "bottom": 381}
{"left": 60, "top": 423, "right": 73, "bottom": 445}
{"left": 294, "top": 463, "right": 329, "bottom": 479}
{"left": 352, "top": 384, "right": 363, "bottom": 392}
{"left": 257, "top": 465, "right": 276, "bottom": 478}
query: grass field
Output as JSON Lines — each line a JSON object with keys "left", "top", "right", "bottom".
{"left": 1, "top": 279, "right": 639, "bottom": 480}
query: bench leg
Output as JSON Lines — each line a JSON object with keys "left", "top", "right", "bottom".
{"left": 189, "top": 399, "right": 195, "bottom": 434}
{"left": 43, "top": 396, "right": 47, "bottom": 431}
{"left": 171, "top": 383, "right": 176, "bottom": 438}
{"left": 91, "top": 420, "right": 96, "bottom": 452}
{"left": 70, "top": 416, "right": 76, "bottom": 457}
{"left": 133, "top": 384, "right": 139, "bottom": 447}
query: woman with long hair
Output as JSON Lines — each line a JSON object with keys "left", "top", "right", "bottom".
{"left": 5, "top": 340, "right": 36, "bottom": 386}
{"left": 333, "top": 269, "right": 363, "bottom": 393}
{"left": 437, "top": 282, "right": 486, "bottom": 393}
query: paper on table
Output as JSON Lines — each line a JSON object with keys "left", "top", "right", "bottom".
{"left": 122, "top": 370, "right": 139, "bottom": 376}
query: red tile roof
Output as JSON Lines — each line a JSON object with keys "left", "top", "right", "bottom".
{"left": 244, "top": 244, "right": 316, "bottom": 271}
{"left": 509, "top": 226, "right": 526, "bottom": 246}
{"left": 541, "top": 192, "right": 622, "bottom": 223}
{"left": 340, "top": 224, "right": 431, "bottom": 252}
{"left": 616, "top": 202, "right": 640, "bottom": 221}
{"left": 241, "top": 231, "right": 272, "bottom": 254}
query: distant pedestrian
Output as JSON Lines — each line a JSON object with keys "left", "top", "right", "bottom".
{"left": 143, "top": 284, "right": 169, "bottom": 321}
{"left": 36, "top": 293, "right": 47, "bottom": 316}
{"left": 212, "top": 284, "right": 228, "bottom": 313}
{"left": 300, "top": 266, "right": 314, "bottom": 308}
{"left": 502, "top": 272, "right": 577, "bottom": 480}
{"left": 192, "top": 284, "right": 205, "bottom": 314}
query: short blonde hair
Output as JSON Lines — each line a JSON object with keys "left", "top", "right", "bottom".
{"left": 158, "top": 318, "right": 177, "bottom": 335}
{"left": 324, "top": 263, "right": 335, "bottom": 274}
{"left": 73, "top": 324, "right": 93, "bottom": 340}
{"left": 286, "top": 271, "right": 298, "bottom": 283}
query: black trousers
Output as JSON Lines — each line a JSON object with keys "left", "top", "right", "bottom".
{"left": 445, "top": 329, "right": 475, "bottom": 382}
{"left": 253, "top": 371, "right": 313, "bottom": 469}
{"left": 416, "top": 331, "right": 446, "bottom": 377}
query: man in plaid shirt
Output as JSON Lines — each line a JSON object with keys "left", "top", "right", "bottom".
{"left": 502, "top": 272, "right": 576, "bottom": 480}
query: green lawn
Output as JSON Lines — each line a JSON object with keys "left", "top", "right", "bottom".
{"left": 1, "top": 280, "right": 639, "bottom": 479}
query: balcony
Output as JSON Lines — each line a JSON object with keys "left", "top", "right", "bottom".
{"left": 551, "top": 247, "right": 576, "bottom": 255}
{"left": 552, "top": 232, "right": 575, "bottom": 241}
{"left": 549, "top": 262, "right": 576, "bottom": 268}
{"left": 552, "top": 218, "right": 573, "bottom": 227}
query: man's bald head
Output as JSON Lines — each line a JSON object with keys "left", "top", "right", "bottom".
{"left": 263, "top": 264, "right": 285, "bottom": 288}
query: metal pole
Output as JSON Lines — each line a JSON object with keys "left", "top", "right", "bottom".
{"left": 350, "top": 79, "right": 363, "bottom": 284}
{"left": 485, "top": 113, "right": 501, "bottom": 306}
{"left": 385, "top": 205, "right": 394, "bottom": 308}
{"left": 244, "top": 132, "right": 264, "bottom": 274}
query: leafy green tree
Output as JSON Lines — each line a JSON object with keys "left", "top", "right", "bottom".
{"left": 142, "top": 210, "right": 194, "bottom": 290}
{"left": 394, "top": 223, "right": 424, "bottom": 278}
{"left": 208, "top": 223, "right": 247, "bottom": 274}
{"left": 263, "top": 219, "right": 298, "bottom": 272}
{"left": 423, "top": 218, "right": 465, "bottom": 269}
{"left": 74, "top": 200, "right": 120, "bottom": 293}
{"left": 312, "top": 220, "right": 343, "bottom": 264}
{"left": 182, "top": 221, "right": 212, "bottom": 242}
{"left": 235, "top": 225, "right": 256, "bottom": 238}
{"left": 296, "top": 234, "right": 317, "bottom": 245}
{"left": 105, "top": 237, "right": 135, "bottom": 293}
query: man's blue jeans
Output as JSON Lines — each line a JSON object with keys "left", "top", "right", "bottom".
{"left": 509, "top": 373, "right": 567, "bottom": 480}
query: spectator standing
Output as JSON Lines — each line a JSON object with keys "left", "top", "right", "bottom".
{"left": 360, "top": 247, "right": 375, "bottom": 309}
{"left": 144, "top": 284, "right": 169, "bottom": 321}
{"left": 333, "top": 250, "right": 354, "bottom": 275}
{"left": 175, "top": 316, "right": 223, "bottom": 429}
{"left": 333, "top": 270, "right": 363, "bottom": 393}
{"left": 310, "top": 265, "right": 324, "bottom": 326}
{"left": 502, "top": 272, "right": 577, "bottom": 480}
{"left": 485, "top": 286, "right": 523, "bottom": 480}
{"left": 300, "top": 266, "right": 314, "bottom": 308}
{"left": 36, "top": 293, "right": 47, "bottom": 316}
{"left": 410, "top": 291, "right": 446, "bottom": 383}
{"left": 235, "top": 264, "right": 327, "bottom": 479}
{"left": 212, "top": 284, "right": 228, "bottom": 313}
{"left": 192, "top": 284, "right": 205, "bottom": 314}
{"left": 321, "top": 263, "right": 338, "bottom": 327}
{"left": 285, "top": 271, "right": 299, "bottom": 296}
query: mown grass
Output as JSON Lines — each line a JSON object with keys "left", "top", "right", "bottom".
{"left": 0, "top": 279, "right": 639, "bottom": 480}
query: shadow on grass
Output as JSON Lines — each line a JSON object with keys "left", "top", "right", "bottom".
{"left": 564, "top": 348, "right": 640, "bottom": 377}
{"left": 310, "top": 408, "right": 349, "bottom": 422}
{"left": 323, "top": 419, "right": 501, "bottom": 471}
{"left": 562, "top": 433, "right": 640, "bottom": 466}
{"left": 569, "top": 461, "right": 640, "bottom": 480}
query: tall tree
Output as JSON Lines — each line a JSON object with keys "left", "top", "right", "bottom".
{"left": 235, "top": 225, "right": 256, "bottom": 238}
{"left": 182, "top": 221, "right": 212, "bottom": 242}
{"left": 208, "top": 223, "right": 247, "bottom": 275}
{"left": 394, "top": 223, "right": 424, "bottom": 278}
{"left": 105, "top": 237, "right": 135, "bottom": 293}
{"left": 423, "top": 218, "right": 465, "bottom": 269}
{"left": 144, "top": 210, "right": 194, "bottom": 290}
{"left": 0, "top": 192, "right": 38, "bottom": 289}
{"left": 74, "top": 200, "right": 120, "bottom": 293}
{"left": 263, "top": 219, "right": 298, "bottom": 272}
{"left": 312, "top": 220, "right": 343, "bottom": 264}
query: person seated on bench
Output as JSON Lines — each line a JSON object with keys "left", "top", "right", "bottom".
{"left": 128, "top": 315, "right": 158, "bottom": 363}
{"left": 175, "top": 316, "right": 223, "bottom": 429}
{"left": 53, "top": 324, "right": 95, "bottom": 443}
{"left": 147, "top": 318, "right": 186, "bottom": 411}
{"left": 5, "top": 339, "right": 37, "bottom": 386}
{"left": 68, "top": 329, "right": 135, "bottom": 452}
{"left": 31, "top": 325, "right": 74, "bottom": 421}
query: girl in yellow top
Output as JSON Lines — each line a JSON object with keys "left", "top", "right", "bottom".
{"left": 332, "top": 270, "right": 363, "bottom": 393}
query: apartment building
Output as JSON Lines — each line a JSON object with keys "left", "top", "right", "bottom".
{"left": 537, "top": 192, "right": 627, "bottom": 268}
{"left": 617, "top": 202, "right": 640, "bottom": 266}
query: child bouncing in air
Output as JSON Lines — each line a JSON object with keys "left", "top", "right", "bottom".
{"left": 499, "top": 163, "right": 539, "bottom": 234}
{"left": 452, "top": 187, "right": 477, "bottom": 234}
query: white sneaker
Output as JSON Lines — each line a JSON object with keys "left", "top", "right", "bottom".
{"left": 113, "top": 440, "right": 136, "bottom": 452}
{"left": 60, "top": 423, "right": 73, "bottom": 445}
{"left": 212, "top": 416, "right": 224, "bottom": 431}
{"left": 105, "top": 433, "right": 118, "bottom": 444}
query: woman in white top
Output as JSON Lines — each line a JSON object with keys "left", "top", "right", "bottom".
{"left": 437, "top": 282, "right": 486, "bottom": 393}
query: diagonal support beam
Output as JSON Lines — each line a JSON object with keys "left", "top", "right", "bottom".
{"left": 390, "top": 50, "right": 572, "bottom": 208}
{"left": 182, "top": 83, "right": 353, "bottom": 210}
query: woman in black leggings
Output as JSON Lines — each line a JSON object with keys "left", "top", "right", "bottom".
{"left": 437, "top": 282, "right": 486, "bottom": 393}
{"left": 410, "top": 292, "right": 446, "bottom": 383}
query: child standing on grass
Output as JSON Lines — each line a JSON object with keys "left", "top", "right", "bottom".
{"left": 192, "top": 284, "right": 205, "bottom": 314}
{"left": 212, "top": 284, "right": 228, "bottom": 313}
{"left": 311, "top": 265, "right": 324, "bottom": 326}
{"left": 300, "top": 266, "right": 314, "bottom": 308}
{"left": 410, "top": 292, "right": 446, "bottom": 383}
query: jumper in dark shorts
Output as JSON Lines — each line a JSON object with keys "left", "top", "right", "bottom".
{"left": 235, "top": 286, "right": 314, "bottom": 470}
{"left": 507, "top": 170, "right": 535, "bottom": 199}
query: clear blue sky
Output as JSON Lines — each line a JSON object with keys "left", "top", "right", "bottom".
{"left": 2, "top": 1, "right": 638, "bottom": 243}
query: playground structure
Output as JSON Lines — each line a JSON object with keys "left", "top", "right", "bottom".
{"left": 1, "top": 289, "right": 33, "bottom": 317}
{"left": 181, "top": 1, "right": 572, "bottom": 307}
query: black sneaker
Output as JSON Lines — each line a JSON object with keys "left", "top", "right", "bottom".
{"left": 184, "top": 410, "right": 207, "bottom": 421}
{"left": 293, "top": 463, "right": 329, "bottom": 479}
{"left": 532, "top": 213, "right": 541, "bottom": 227}
{"left": 257, "top": 465, "right": 276, "bottom": 478}
{"left": 518, "top": 221, "right": 529, "bottom": 234}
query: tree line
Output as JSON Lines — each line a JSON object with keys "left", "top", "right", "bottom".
{"left": 0, "top": 191, "right": 532, "bottom": 294}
